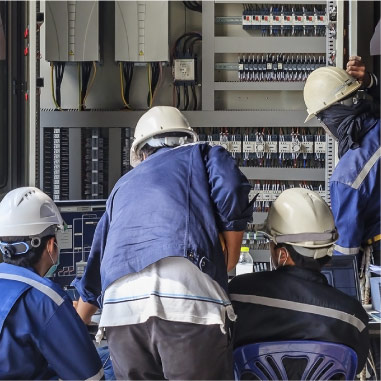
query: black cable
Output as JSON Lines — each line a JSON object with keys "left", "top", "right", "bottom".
{"left": 184, "top": 85, "right": 189, "bottom": 110}
{"left": 176, "top": 85, "right": 181, "bottom": 109}
{"left": 174, "top": 32, "right": 201, "bottom": 59}
{"left": 182, "top": 34, "right": 201, "bottom": 55}
{"left": 183, "top": 1, "right": 201, "bottom": 12}
{"left": 80, "top": 62, "right": 92, "bottom": 110}
{"left": 123, "top": 62, "right": 134, "bottom": 105}
{"left": 54, "top": 62, "right": 65, "bottom": 108}
{"left": 191, "top": 84, "right": 197, "bottom": 110}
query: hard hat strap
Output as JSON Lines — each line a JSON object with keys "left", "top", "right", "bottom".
{"left": 273, "top": 229, "right": 338, "bottom": 245}
{"left": 0, "top": 241, "right": 32, "bottom": 257}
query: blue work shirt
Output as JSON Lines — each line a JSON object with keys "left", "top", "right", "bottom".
{"left": 75, "top": 143, "right": 253, "bottom": 306}
{"left": 330, "top": 118, "right": 380, "bottom": 255}
{"left": 0, "top": 263, "right": 103, "bottom": 380}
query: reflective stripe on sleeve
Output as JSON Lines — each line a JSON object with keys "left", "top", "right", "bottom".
{"left": 0, "top": 273, "right": 64, "bottom": 306}
{"left": 350, "top": 147, "right": 381, "bottom": 189}
{"left": 230, "top": 293, "right": 366, "bottom": 332}
{"left": 334, "top": 244, "right": 360, "bottom": 255}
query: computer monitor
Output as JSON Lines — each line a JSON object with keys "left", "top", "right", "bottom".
{"left": 49, "top": 200, "right": 106, "bottom": 290}
{"left": 321, "top": 254, "right": 361, "bottom": 302}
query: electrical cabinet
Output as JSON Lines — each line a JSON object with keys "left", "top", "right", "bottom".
{"left": 37, "top": 0, "right": 347, "bottom": 266}
{"left": 45, "top": 1, "right": 99, "bottom": 62}
{"left": 115, "top": 1, "right": 169, "bottom": 62}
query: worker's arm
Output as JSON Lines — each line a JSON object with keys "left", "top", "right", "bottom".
{"left": 222, "top": 230, "right": 244, "bottom": 271}
{"left": 75, "top": 297, "right": 99, "bottom": 325}
{"left": 40, "top": 298, "right": 103, "bottom": 380}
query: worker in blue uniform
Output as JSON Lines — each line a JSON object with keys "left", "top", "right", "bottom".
{"left": 0, "top": 187, "right": 103, "bottom": 380}
{"left": 73, "top": 106, "right": 254, "bottom": 380}
{"left": 304, "top": 66, "right": 380, "bottom": 304}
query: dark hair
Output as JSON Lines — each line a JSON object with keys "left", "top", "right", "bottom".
{"left": 0, "top": 235, "right": 54, "bottom": 268}
{"left": 138, "top": 144, "right": 164, "bottom": 161}
{"left": 276, "top": 243, "right": 331, "bottom": 272}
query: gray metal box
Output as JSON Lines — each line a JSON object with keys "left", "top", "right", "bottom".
{"left": 45, "top": 1, "right": 99, "bottom": 62}
{"left": 115, "top": 1, "right": 169, "bottom": 62}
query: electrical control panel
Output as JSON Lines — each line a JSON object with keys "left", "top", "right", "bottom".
{"left": 48, "top": 200, "right": 106, "bottom": 288}
{"left": 115, "top": 1, "right": 169, "bottom": 62}
{"left": 45, "top": 1, "right": 99, "bottom": 62}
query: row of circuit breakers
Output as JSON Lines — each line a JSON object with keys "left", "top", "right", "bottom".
{"left": 238, "top": 54, "right": 326, "bottom": 82}
{"left": 241, "top": 4, "right": 329, "bottom": 36}
{"left": 43, "top": 127, "right": 326, "bottom": 200}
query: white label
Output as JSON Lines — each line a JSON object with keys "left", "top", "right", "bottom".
{"left": 236, "top": 263, "right": 253, "bottom": 276}
{"left": 267, "top": 141, "right": 278, "bottom": 153}
{"left": 314, "top": 141, "right": 326, "bottom": 153}
{"left": 174, "top": 59, "right": 195, "bottom": 81}
{"left": 279, "top": 141, "right": 292, "bottom": 153}
{"left": 302, "top": 142, "right": 314, "bottom": 153}
{"left": 243, "top": 142, "right": 255, "bottom": 153}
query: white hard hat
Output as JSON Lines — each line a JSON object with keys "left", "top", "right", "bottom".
{"left": 0, "top": 187, "right": 64, "bottom": 237}
{"left": 303, "top": 66, "right": 361, "bottom": 122}
{"left": 259, "top": 188, "right": 338, "bottom": 259}
{"left": 130, "top": 106, "right": 198, "bottom": 167}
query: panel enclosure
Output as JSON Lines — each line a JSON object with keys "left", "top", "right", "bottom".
{"left": 45, "top": 1, "right": 99, "bottom": 62}
{"left": 115, "top": 1, "right": 169, "bottom": 62}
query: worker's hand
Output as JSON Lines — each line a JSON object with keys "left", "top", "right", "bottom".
{"left": 346, "top": 56, "right": 370, "bottom": 88}
{"left": 72, "top": 300, "right": 78, "bottom": 309}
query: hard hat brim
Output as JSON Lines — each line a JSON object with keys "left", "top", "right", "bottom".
{"left": 304, "top": 113, "right": 315, "bottom": 123}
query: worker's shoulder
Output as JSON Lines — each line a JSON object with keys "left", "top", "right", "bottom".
{"left": 331, "top": 120, "right": 380, "bottom": 186}
{"left": 229, "top": 271, "right": 275, "bottom": 293}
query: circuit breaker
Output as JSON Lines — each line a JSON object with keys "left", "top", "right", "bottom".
{"left": 45, "top": 1, "right": 99, "bottom": 62}
{"left": 115, "top": 1, "right": 169, "bottom": 62}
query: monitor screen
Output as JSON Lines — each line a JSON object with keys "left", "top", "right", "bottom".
{"left": 48, "top": 200, "right": 106, "bottom": 290}
{"left": 321, "top": 254, "right": 361, "bottom": 302}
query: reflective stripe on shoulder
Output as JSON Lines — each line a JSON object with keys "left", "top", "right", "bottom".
{"left": 334, "top": 244, "right": 360, "bottom": 255}
{"left": 350, "top": 147, "right": 381, "bottom": 189}
{"left": 230, "top": 293, "right": 366, "bottom": 333}
{"left": 0, "top": 273, "right": 64, "bottom": 306}
{"left": 85, "top": 367, "right": 104, "bottom": 380}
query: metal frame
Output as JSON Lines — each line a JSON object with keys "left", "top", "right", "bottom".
{"left": 28, "top": 1, "right": 37, "bottom": 186}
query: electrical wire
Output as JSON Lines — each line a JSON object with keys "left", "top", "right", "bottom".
{"left": 184, "top": 85, "right": 189, "bottom": 110}
{"left": 50, "top": 63, "right": 62, "bottom": 110}
{"left": 147, "top": 64, "right": 153, "bottom": 108}
{"left": 78, "top": 63, "right": 81, "bottom": 110}
{"left": 82, "top": 61, "right": 97, "bottom": 108}
{"left": 119, "top": 62, "right": 132, "bottom": 110}
{"left": 80, "top": 62, "right": 93, "bottom": 110}
{"left": 151, "top": 63, "right": 163, "bottom": 106}
{"left": 122, "top": 62, "right": 134, "bottom": 105}
{"left": 183, "top": 1, "right": 202, "bottom": 12}
{"left": 191, "top": 84, "right": 197, "bottom": 110}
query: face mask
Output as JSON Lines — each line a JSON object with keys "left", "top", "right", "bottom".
{"left": 45, "top": 242, "right": 60, "bottom": 278}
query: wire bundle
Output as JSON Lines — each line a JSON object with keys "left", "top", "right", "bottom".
{"left": 147, "top": 62, "right": 162, "bottom": 108}
{"left": 79, "top": 62, "right": 96, "bottom": 110}
{"left": 50, "top": 62, "right": 65, "bottom": 110}
{"left": 120, "top": 62, "right": 134, "bottom": 109}
{"left": 183, "top": 1, "right": 202, "bottom": 13}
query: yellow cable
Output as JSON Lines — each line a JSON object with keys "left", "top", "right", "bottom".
{"left": 119, "top": 62, "right": 132, "bottom": 110}
{"left": 50, "top": 63, "right": 62, "bottom": 110}
{"left": 82, "top": 61, "right": 97, "bottom": 108}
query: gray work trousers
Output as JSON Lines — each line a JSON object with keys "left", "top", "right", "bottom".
{"left": 106, "top": 316, "right": 234, "bottom": 380}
